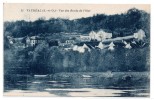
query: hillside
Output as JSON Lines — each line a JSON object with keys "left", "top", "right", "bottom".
{"left": 4, "top": 8, "right": 150, "bottom": 39}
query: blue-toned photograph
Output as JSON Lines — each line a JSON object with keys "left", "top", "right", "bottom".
{"left": 3, "top": 4, "right": 150, "bottom": 97}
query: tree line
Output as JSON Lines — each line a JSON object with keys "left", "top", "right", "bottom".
{"left": 4, "top": 41, "right": 150, "bottom": 75}
{"left": 4, "top": 8, "right": 150, "bottom": 38}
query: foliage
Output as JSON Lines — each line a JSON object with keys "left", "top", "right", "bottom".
{"left": 4, "top": 42, "right": 150, "bottom": 75}
{"left": 4, "top": 8, "right": 150, "bottom": 39}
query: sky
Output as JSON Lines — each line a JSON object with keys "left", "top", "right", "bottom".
{"left": 3, "top": 4, "right": 150, "bottom": 21}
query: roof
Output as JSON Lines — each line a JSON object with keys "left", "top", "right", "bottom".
{"left": 76, "top": 42, "right": 99, "bottom": 48}
{"left": 30, "top": 36, "right": 44, "bottom": 40}
{"left": 59, "top": 39, "right": 74, "bottom": 43}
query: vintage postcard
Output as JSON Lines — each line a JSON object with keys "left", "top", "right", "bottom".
{"left": 3, "top": 4, "right": 150, "bottom": 97}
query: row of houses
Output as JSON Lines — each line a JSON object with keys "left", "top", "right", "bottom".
{"left": 7, "top": 29, "right": 146, "bottom": 50}
{"left": 69, "top": 38, "right": 146, "bottom": 53}
{"left": 71, "top": 41, "right": 130, "bottom": 53}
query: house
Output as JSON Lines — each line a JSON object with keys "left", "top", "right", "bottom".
{"left": 73, "top": 44, "right": 91, "bottom": 53}
{"left": 96, "top": 42, "right": 105, "bottom": 49}
{"left": 96, "top": 29, "right": 112, "bottom": 41}
{"left": 25, "top": 36, "right": 31, "bottom": 47}
{"left": 7, "top": 36, "right": 15, "bottom": 44}
{"left": 65, "top": 40, "right": 75, "bottom": 44}
{"left": 30, "top": 36, "right": 45, "bottom": 46}
{"left": 122, "top": 40, "right": 132, "bottom": 49}
{"left": 77, "top": 46, "right": 85, "bottom": 53}
{"left": 89, "top": 31, "right": 97, "bottom": 40}
{"left": 133, "top": 29, "right": 146, "bottom": 40}
{"left": 80, "top": 35, "right": 91, "bottom": 42}
{"left": 64, "top": 47, "right": 72, "bottom": 51}
{"left": 82, "top": 44, "right": 91, "bottom": 51}
{"left": 24, "top": 36, "right": 45, "bottom": 47}
{"left": 125, "top": 43, "right": 132, "bottom": 49}
{"left": 59, "top": 39, "right": 75, "bottom": 47}
{"left": 108, "top": 42, "right": 115, "bottom": 51}
{"left": 72, "top": 45, "right": 84, "bottom": 53}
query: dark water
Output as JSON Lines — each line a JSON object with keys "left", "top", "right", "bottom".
{"left": 4, "top": 72, "right": 150, "bottom": 97}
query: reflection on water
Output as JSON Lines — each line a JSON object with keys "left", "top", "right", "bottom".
{"left": 4, "top": 72, "right": 150, "bottom": 97}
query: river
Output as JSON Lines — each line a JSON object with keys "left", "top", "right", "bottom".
{"left": 4, "top": 72, "right": 150, "bottom": 97}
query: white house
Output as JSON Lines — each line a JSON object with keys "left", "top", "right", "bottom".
{"left": 73, "top": 45, "right": 78, "bottom": 51}
{"left": 96, "top": 42, "right": 105, "bottom": 49}
{"left": 89, "top": 31, "right": 97, "bottom": 40}
{"left": 96, "top": 29, "right": 112, "bottom": 41}
{"left": 64, "top": 48, "right": 72, "bottom": 51}
{"left": 73, "top": 45, "right": 85, "bottom": 53}
{"left": 133, "top": 29, "right": 146, "bottom": 40}
{"left": 59, "top": 39, "right": 75, "bottom": 47}
{"left": 73, "top": 44, "right": 90, "bottom": 53}
{"left": 80, "top": 35, "right": 91, "bottom": 42}
{"left": 108, "top": 42, "right": 115, "bottom": 51}
{"left": 65, "top": 40, "right": 75, "bottom": 44}
{"left": 82, "top": 44, "right": 91, "bottom": 52}
{"left": 122, "top": 40, "right": 132, "bottom": 49}
{"left": 77, "top": 46, "right": 85, "bottom": 53}
{"left": 125, "top": 43, "right": 132, "bottom": 49}
{"left": 25, "top": 36, "right": 44, "bottom": 47}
